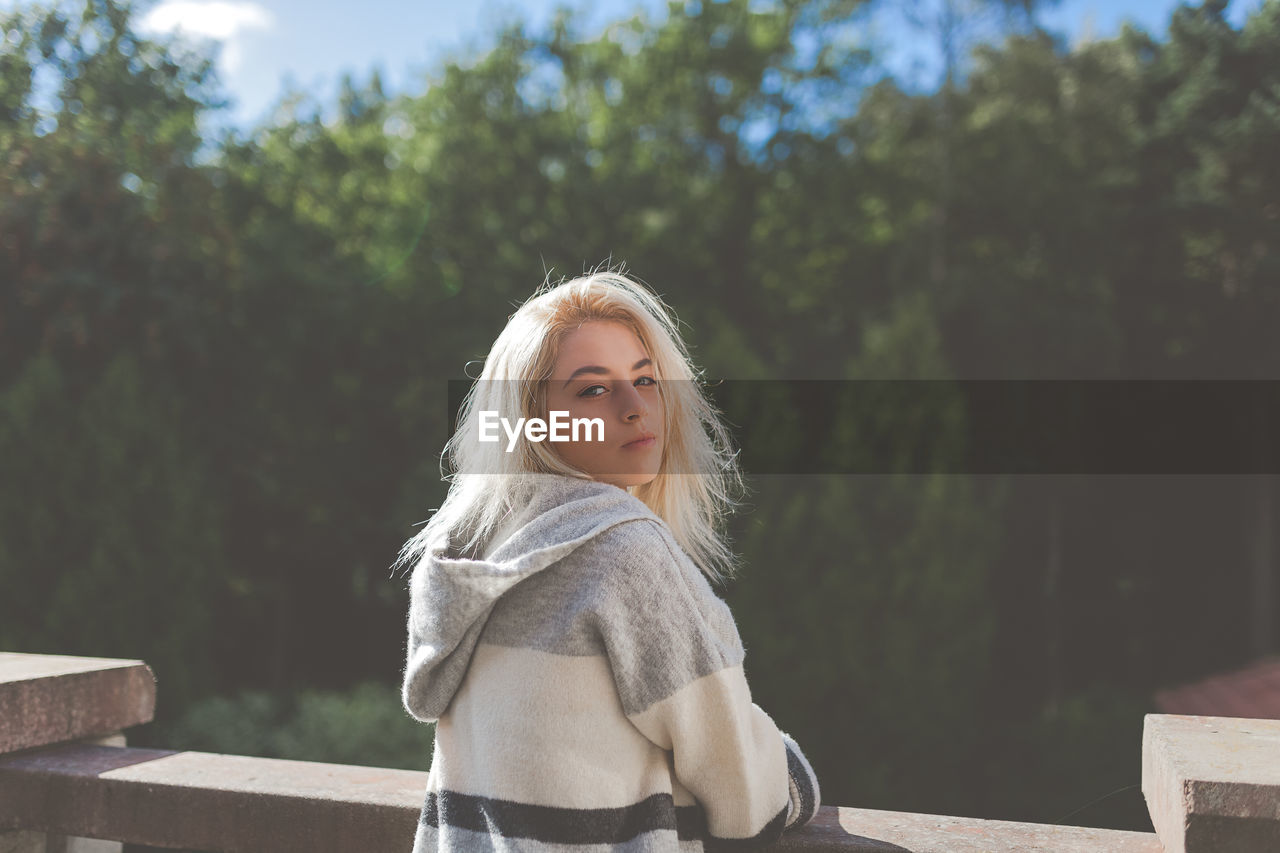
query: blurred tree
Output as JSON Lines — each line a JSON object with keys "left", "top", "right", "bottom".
{"left": 0, "top": 0, "right": 232, "bottom": 382}
{"left": 894, "top": 0, "right": 1060, "bottom": 289}
{"left": 0, "top": 352, "right": 223, "bottom": 710}
{"left": 155, "top": 680, "right": 436, "bottom": 771}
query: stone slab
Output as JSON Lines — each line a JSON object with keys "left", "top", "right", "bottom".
{"left": 783, "top": 805, "right": 1163, "bottom": 852}
{"left": 1142, "top": 713, "right": 1280, "bottom": 853}
{"left": 0, "top": 654, "right": 154, "bottom": 755}
{"left": 0, "top": 743, "right": 1163, "bottom": 852}
{"left": 0, "top": 743, "right": 426, "bottom": 851}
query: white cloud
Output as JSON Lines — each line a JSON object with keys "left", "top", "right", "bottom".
{"left": 136, "top": 1, "right": 274, "bottom": 74}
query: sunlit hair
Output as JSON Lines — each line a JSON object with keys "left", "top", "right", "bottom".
{"left": 390, "top": 263, "right": 745, "bottom": 584}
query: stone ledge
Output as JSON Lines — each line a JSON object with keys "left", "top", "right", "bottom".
{"left": 0, "top": 743, "right": 1163, "bottom": 852}
{"left": 0, "top": 654, "right": 155, "bottom": 755}
{"left": 792, "top": 805, "right": 1162, "bottom": 852}
{"left": 0, "top": 743, "right": 425, "bottom": 851}
{"left": 1142, "top": 713, "right": 1280, "bottom": 853}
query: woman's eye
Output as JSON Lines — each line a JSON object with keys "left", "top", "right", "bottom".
{"left": 578, "top": 377, "right": 656, "bottom": 397}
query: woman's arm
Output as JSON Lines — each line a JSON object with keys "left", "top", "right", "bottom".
{"left": 587, "top": 519, "right": 821, "bottom": 843}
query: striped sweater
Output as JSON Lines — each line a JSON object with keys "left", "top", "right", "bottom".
{"left": 401, "top": 472, "right": 821, "bottom": 852}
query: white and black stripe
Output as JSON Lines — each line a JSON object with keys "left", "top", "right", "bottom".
{"left": 420, "top": 789, "right": 789, "bottom": 848}
{"left": 780, "top": 732, "right": 820, "bottom": 829}
{"left": 422, "top": 789, "right": 699, "bottom": 843}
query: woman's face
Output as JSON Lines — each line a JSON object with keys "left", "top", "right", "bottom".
{"left": 542, "top": 320, "right": 665, "bottom": 489}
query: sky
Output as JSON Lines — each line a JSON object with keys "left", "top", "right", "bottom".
{"left": 0, "top": 0, "right": 1268, "bottom": 142}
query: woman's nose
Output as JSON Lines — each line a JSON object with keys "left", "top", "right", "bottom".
{"left": 616, "top": 380, "right": 648, "bottom": 420}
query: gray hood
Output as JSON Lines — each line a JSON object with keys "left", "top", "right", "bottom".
{"left": 401, "top": 473, "right": 662, "bottom": 723}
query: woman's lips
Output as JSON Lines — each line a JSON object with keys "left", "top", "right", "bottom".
{"left": 623, "top": 436, "right": 656, "bottom": 449}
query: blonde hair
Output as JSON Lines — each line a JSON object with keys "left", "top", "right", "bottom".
{"left": 390, "top": 264, "right": 745, "bottom": 584}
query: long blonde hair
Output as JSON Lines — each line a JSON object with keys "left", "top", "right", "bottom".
{"left": 390, "top": 264, "right": 745, "bottom": 584}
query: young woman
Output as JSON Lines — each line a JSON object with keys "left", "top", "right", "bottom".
{"left": 394, "top": 269, "right": 820, "bottom": 852}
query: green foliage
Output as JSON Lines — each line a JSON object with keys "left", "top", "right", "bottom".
{"left": 982, "top": 685, "right": 1154, "bottom": 830}
{"left": 728, "top": 471, "right": 1000, "bottom": 815}
{"left": 0, "top": 0, "right": 233, "bottom": 380}
{"left": 0, "top": 352, "right": 223, "bottom": 710}
{"left": 154, "top": 681, "right": 436, "bottom": 771}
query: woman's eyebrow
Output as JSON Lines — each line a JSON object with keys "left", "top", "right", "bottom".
{"left": 562, "top": 358, "right": 652, "bottom": 388}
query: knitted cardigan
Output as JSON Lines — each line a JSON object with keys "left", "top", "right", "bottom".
{"left": 401, "top": 472, "right": 821, "bottom": 852}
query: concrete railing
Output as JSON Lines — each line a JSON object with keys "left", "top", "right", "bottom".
{"left": 0, "top": 652, "right": 1273, "bottom": 852}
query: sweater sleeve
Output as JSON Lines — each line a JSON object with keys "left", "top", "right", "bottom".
{"left": 588, "top": 519, "right": 821, "bottom": 844}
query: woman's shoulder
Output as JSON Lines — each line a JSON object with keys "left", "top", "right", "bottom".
{"left": 581, "top": 515, "right": 682, "bottom": 576}
{"left": 581, "top": 518, "right": 738, "bottom": 628}
{"left": 601, "top": 511, "right": 670, "bottom": 543}
{"left": 576, "top": 516, "right": 747, "bottom": 699}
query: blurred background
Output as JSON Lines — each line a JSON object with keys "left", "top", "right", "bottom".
{"left": 2, "top": 0, "right": 1279, "bottom": 846}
